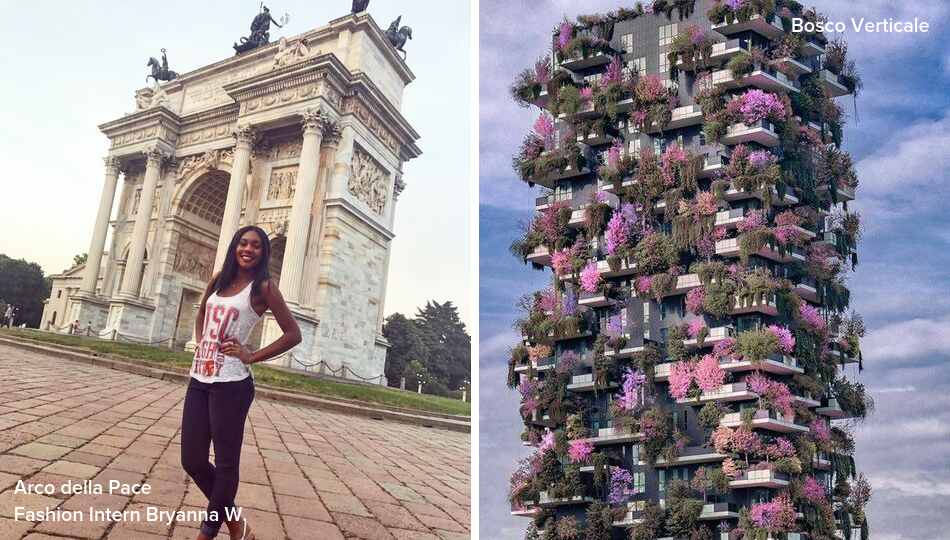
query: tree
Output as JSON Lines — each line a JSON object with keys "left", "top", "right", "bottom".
{"left": 382, "top": 313, "right": 429, "bottom": 387}
{"left": 0, "top": 254, "right": 52, "bottom": 328}
{"left": 72, "top": 253, "right": 88, "bottom": 268}
{"left": 413, "top": 300, "right": 471, "bottom": 388}
{"left": 402, "top": 359, "right": 429, "bottom": 391}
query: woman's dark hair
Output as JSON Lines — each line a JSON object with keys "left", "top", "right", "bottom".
{"left": 214, "top": 225, "right": 271, "bottom": 297}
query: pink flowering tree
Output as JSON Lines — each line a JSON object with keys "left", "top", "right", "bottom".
{"left": 766, "top": 325, "right": 796, "bottom": 353}
{"left": 736, "top": 209, "right": 766, "bottom": 233}
{"left": 711, "top": 425, "right": 734, "bottom": 454}
{"left": 733, "top": 89, "right": 788, "bottom": 125}
{"left": 538, "top": 428, "right": 556, "bottom": 453}
{"left": 616, "top": 368, "right": 646, "bottom": 412}
{"left": 694, "top": 354, "right": 725, "bottom": 393}
{"left": 732, "top": 427, "right": 762, "bottom": 462}
{"left": 803, "top": 476, "right": 827, "bottom": 505}
{"left": 568, "top": 439, "right": 595, "bottom": 464}
{"left": 686, "top": 286, "right": 706, "bottom": 315}
{"left": 605, "top": 210, "right": 628, "bottom": 255}
{"left": 749, "top": 493, "right": 796, "bottom": 534}
{"left": 557, "top": 350, "right": 579, "bottom": 375}
{"left": 608, "top": 468, "right": 637, "bottom": 504}
{"left": 580, "top": 262, "right": 601, "bottom": 293}
{"left": 668, "top": 360, "right": 695, "bottom": 400}
{"left": 799, "top": 303, "right": 826, "bottom": 331}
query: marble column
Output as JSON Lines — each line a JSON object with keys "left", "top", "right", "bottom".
{"left": 214, "top": 125, "right": 256, "bottom": 271}
{"left": 301, "top": 121, "right": 342, "bottom": 310}
{"left": 119, "top": 148, "right": 166, "bottom": 298}
{"left": 79, "top": 157, "right": 121, "bottom": 296}
{"left": 141, "top": 159, "right": 178, "bottom": 298}
{"left": 279, "top": 108, "right": 327, "bottom": 306}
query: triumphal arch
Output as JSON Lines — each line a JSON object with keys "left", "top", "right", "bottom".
{"left": 47, "top": 12, "right": 420, "bottom": 383}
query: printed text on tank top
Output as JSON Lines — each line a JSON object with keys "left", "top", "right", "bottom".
{"left": 192, "top": 280, "right": 261, "bottom": 382}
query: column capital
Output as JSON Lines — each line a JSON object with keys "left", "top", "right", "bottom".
{"left": 103, "top": 156, "right": 121, "bottom": 175}
{"left": 232, "top": 124, "right": 257, "bottom": 145}
{"left": 322, "top": 121, "right": 343, "bottom": 148}
{"left": 301, "top": 107, "right": 328, "bottom": 134}
{"left": 143, "top": 147, "right": 170, "bottom": 168}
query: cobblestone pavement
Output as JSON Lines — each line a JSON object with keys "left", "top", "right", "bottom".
{"left": 0, "top": 344, "right": 471, "bottom": 540}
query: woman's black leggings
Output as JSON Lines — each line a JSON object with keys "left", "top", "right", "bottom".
{"left": 180, "top": 376, "right": 255, "bottom": 538}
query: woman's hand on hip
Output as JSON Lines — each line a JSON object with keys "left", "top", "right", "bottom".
{"left": 221, "top": 337, "right": 253, "bottom": 364}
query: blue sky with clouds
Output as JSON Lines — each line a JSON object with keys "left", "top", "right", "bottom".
{"left": 479, "top": 2, "right": 950, "bottom": 539}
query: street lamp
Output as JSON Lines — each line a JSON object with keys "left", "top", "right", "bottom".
{"left": 459, "top": 379, "right": 470, "bottom": 402}
{"left": 416, "top": 373, "right": 423, "bottom": 394}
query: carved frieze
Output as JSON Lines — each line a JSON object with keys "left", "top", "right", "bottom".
{"left": 265, "top": 138, "right": 303, "bottom": 160}
{"left": 393, "top": 174, "right": 406, "bottom": 201}
{"left": 266, "top": 166, "right": 298, "bottom": 200}
{"left": 341, "top": 96, "right": 400, "bottom": 155}
{"left": 179, "top": 123, "right": 234, "bottom": 146}
{"left": 176, "top": 148, "right": 235, "bottom": 180}
{"left": 173, "top": 236, "right": 215, "bottom": 281}
{"left": 111, "top": 124, "right": 178, "bottom": 148}
{"left": 348, "top": 146, "right": 390, "bottom": 215}
{"left": 241, "top": 79, "right": 342, "bottom": 116}
{"left": 273, "top": 37, "right": 314, "bottom": 69}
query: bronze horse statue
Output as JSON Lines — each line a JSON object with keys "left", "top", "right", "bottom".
{"left": 146, "top": 49, "right": 178, "bottom": 83}
{"left": 385, "top": 16, "right": 412, "bottom": 60}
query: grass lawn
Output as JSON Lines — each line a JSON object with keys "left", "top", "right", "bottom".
{"left": 0, "top": 328, "right": 470, "bottom": 417}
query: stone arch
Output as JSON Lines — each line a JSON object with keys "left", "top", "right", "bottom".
{"left": 174, "top": 169, "right": 231, "bottom": 227}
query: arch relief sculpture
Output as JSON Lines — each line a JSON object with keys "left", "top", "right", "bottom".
{"left": 347, "top": 146, "right": 390, "bottom": 215}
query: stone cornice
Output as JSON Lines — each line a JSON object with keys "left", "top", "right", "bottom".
{"left": 99, "top": 106, "right": 181, "bottom": 144}
{"left": 222, "top": 53, "right": 351, "bottom": 109}
{"left": 344, "top": 72, "right": 422, "bottom": 161}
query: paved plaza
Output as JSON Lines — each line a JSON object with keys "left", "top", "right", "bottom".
{"left": 0, "top": 344, "right": 471, "bottom": 540}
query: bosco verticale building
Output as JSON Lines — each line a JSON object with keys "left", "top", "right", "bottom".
{"left": 505, "top": 1, "right": 871, "bottom": 540}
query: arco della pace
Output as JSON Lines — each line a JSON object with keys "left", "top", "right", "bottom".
{"left": 42, "top": 11, "right": 420, "bottom": 384}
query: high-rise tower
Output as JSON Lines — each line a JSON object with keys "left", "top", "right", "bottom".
{"left": 506, "top": 2, "right": 870, "bottom": 539}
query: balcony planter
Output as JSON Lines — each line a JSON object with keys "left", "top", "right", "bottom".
{"left": 721, "top": 119, "right": 780, "bottom": 147}
{"left": 711, "top": 13, "right": 785, "bottom": 40}
{"left": 517, "top": 146, "right": 589, "bottom": 188}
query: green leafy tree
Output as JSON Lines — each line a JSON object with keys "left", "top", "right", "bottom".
{"left": 72, "top": 253, "right": 88, "bottom": 267}
{"left": 0, "top": 254, "right": 52, "bottom": 328}
{"left": 382, "top": 313, "right": 429, "bottom": 387}
{"left": 402, "top": 359, "right": 429, "bottom": 391}
{"left": 413, "top": 300, "right": 471, "bottom": 388}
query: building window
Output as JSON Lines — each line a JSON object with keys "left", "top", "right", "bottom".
{"left": 659, "top": 52, "right": 670, "bottom": 74}
{"left": 621, "top": 33, "right": 634, "bottom": 53}
{"left": 633, "top": 472, "right": 646, "bottom": 492}
{"left": 659, "top": 470, "right": 666, "bottom": 492}
{"left": 56, "top": 290, "right": 62, "bottom": 299}
{"left": 659, "top": 300, "right": 666, "bottom": 321}
{"left": 628, "top": 57, "right": 646, "bottom": 76}
{"left": 659, "top": 23, "right": 678, "bottom": 47}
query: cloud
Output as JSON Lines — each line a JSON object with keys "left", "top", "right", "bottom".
{"left": 862, "top": 316, "right": 950, "bottom": 365}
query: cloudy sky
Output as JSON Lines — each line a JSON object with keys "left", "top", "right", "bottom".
{"left": 0, "top": 0, "right": 471, "bottom": 327}
{"left": 479, "top": 2, "right": 950, "bottom": 539}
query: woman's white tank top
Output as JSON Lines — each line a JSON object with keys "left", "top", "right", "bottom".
{"left": 191, "top": 281, "right": 262, "bottom": 383}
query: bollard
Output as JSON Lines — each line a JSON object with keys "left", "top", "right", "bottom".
{"left": 417, "top": 381, "right": 422, "bottom": 394}
{"left": 400, "top": 377, "right": 406, "bottom": 390}
{"left": 462, "top": 390, "right": 467, "bottom": 402}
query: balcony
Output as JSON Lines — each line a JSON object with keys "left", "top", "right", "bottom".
{"left": 527, "top": 88, "right": 551, "bottom": 110}
{"left": 671, "top": 273, "right": 703, "bottom": 295}
{"left": 729, "top": 468, "right": 790, "bottom": 489}
{"left": 712, "top": 14, "right": 785, "bottom": 39}
{"left": 510, "top": 503, "right": 538, "bottom": 517}
{"left": 559, "top": 49, "right": 612, "bottom": 71}
{"left": 683, "top": 325, "right": 734, "bottom": 348}
{"left": 731, "top": 292, "right": 779, "bottom": 316}
{"left": 722, "top": 120, "right": 780, "bottom": 147}
{"left": 579, "top": 289, "right": 613, "bottom": 308}
{"left": 599, "top": 176, "right": 635, "bottom": 195}
{"left": 814, "top": 452, "right": 831, "bottom": 470}
{"left": 676, "top": 382, "right": 758, "bottom": 405}
{"left": 645, "top": 104, "right": 703, "bottom": 133}
{"left": 827, "top": 341, "right": 859, "bottom": 365}
{"left": 677, "top": 38, "right": 751, "bottom": 70}
{"left": 537, "top": 490, "right": 595, "bottom": 507}
{"left": 715, "top": 237, "right": 806, "bottom": 263}
{"left": 801, "top": 37, "right": 826, "bottom": 57}
{"left": 723, "top": 181, "right": 799, "bottom": 206}
{"left": 577, "top": 128, "right": 615, "bottom": 147}
{"left": 527, "top": 157, "right": 591, "bottom": 189}
{"left": 720, "top": 410, "right": 809, "bottom": 433}
{"left": 639, "top": 446, "right": 728, "bottom": 467}
{"left": 802, "top": 119, "right": 834, "bottom": 144}
{"left": 513, "top": 356, "right": 557, "bottom": 374}
{"left": 699, "top": 149, "right": 731, "bottom": 179}
{"left": 719, "top": 352, "right": 803, "bottom": 375}
{"left": 712, "top": 67, "right": 800, "bottom": 93}
{"left": 699, "top": 502, "right": 741, "bottom": 520}
{"left": 819, "top": 231, "right": 856, "bottom": 256}
{"left": 775, "top": 56, "right": 813, "bottom": 76}
{"left": 817, "top": 182, "right": 855, "bottom": 203}
{"left": 597, "top": 257, "right": 639, "bottom": 278}
{"left": 604, "top": 341, "right": 645, "bottom": 360}
{"left": 567, "top": 372, "right": 618, "bottom": 392}
{"left": 585, "top": 426, "right": 643, "bottom": 445}
{"left": 714, "top": 207, "right": 747, "bottom": 229}
{"left": 817, "top": 69, "right": 850, "bottom": 97}
{"left": 557, "top": 101, "right": 604, "bottom": 122}
{"left": 525, "top": 245, "right": 552, "bottom": 266}
{"left": 816, "top": 397, "right": 854, "bottom": 419}
{"left": 567, "top": 207, "right": 587, "bottom": 229}
{"left": 792, "top": 276, "right": 818, "bottom": 301}
{"left": 795, "top": 394, "right": 821, "bottom": 409}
